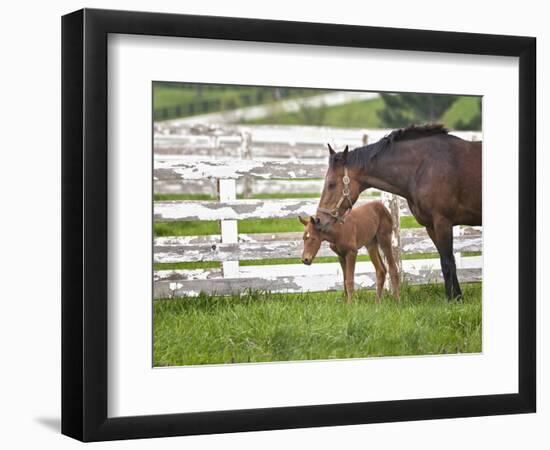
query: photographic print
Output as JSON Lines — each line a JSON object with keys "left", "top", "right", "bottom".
{"left": 62, "top": 10, "right": 535, "bottom": 440}
{"left": 152, "top": 82, "right": 483, "bottom": 367}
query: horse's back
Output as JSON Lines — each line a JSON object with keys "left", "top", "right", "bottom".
{"left": 353, "top": 200, "right": 389, "bottom": 217}
{"left": 352, "top": 201, "right": 393, "bottom": 229}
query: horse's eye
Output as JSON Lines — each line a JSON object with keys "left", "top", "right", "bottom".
{"left": 328, "top": 183, "right": 336, "bottom": 190}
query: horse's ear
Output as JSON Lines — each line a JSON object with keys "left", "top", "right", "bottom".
{"left": 298, "top": 216, "right": 309, "bottom": 226}
{"left": 342, "top": 145, "right": 349, "bottom": 163}
{"left": 327, "top": 143, "right": 336, "bottom": 155}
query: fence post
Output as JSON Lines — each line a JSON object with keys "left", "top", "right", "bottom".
{"left": 381, "top": 192, "right": 403, "bottom": 286}
{"left": 453, "top": 226, "right": 463, "bottom": 269}
{"left": 240, "top": 131, "right": 253, "bottom": 198}
{"left": 362, "top": 133, "right": 369, "bottom": 146}
{"left": 218, "top": 179, "right": 239, "bottom": 279}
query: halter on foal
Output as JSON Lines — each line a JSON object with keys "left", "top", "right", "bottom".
{"left": 299, "top": 202, "right": 400, "bottom": 304}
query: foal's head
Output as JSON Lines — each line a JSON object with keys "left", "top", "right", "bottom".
{"left": 298, "top": 216, "right": 323, "bottom": 265}
{"left": 317, "top": 144, "right": 362, "bottom": 229}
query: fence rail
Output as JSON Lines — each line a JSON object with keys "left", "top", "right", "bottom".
{"left": 154, "top": 256, "right": 483, "bottom": 283}
{"left": 155, "top": 179, "right": 325, "bottom": 196}
{"left": 154, "top": 227, "right": 481, "bottom": 264}
{"left": 154, "top": 268, "right": 483, "bottom": 298}
{"left": 153, "top": 197, "right": 411, "bottom": 222}
{"left": 153, "top": 125, "right": 482, "bottom": 299}
{"left": 154, "top": 158, "right": 328, "bottom": 181}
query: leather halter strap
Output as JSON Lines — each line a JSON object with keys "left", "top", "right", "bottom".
{"left": 317, "top": 167, "right": 353, "bottom": 224}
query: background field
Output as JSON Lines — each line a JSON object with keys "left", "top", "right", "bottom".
{"left": 153, "top": 82, "right": 482, "bottom": 129}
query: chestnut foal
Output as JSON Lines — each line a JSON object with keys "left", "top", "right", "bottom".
{"left": 299, "top": 201, "right": 400, "bottom": 303}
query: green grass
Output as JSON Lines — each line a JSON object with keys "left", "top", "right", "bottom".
{"left": 154, "top": 215, "right": 422, "bottom": 238}
{"left": 155, "top": 220, "right": 220, "bottom": 237}
{"left": 153, "top": 282, "right": 482, "bottom": 366}
{"left": 154, "top": 84, "right": 278, "bottom": 111}
{"left": 401, "top": 216, "right": 421, "bottom": 228}
{"left": 154, "top": 193, "right": 214, "bottom": 201}
{"left": 244, "top": 97, "right": 385, "bottom": 128}
{"left": 153, "top": 251, "right": 481, "bottom": 271}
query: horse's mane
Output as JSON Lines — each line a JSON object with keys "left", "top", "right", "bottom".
{"left": 330, "top": 124, "right": 450, "bottom": 168}
{"left": 386, "top": 123, "right": 449, "bottom": 142}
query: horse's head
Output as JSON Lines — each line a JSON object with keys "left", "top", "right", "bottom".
{"left": 317, "top": 144, "right": 362, "bottom": 228}
{"left": 298, "top": 216, "right": 323, "bottom": 265}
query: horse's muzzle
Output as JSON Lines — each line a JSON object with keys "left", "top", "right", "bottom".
{"left": 302, "top": 256, "right": 312, "bottom": 265}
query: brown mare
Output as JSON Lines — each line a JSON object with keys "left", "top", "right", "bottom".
{"left": 299, "top": 201, "right": 400, "bottom": 303}
{"left": 317, "top": 124, "right": 481, "bottom": 300}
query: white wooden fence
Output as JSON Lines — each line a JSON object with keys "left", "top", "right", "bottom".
{"left": 153, "top": 125, "right": 482, "bottom": 299}
{"left": 154, "top": 124, "right": 482, "bottom": 196}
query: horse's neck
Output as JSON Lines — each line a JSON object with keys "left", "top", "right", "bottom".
{"left": 362, "top": 146, "right": 414, "bottom": 198}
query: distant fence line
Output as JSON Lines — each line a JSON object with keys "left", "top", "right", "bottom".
{"left": 153, "top": 125, "right": 482, "bottom": 298}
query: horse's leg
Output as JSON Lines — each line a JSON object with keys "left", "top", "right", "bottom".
{"left": 366, "top": 243, "right": 386, "bottom": 304}
{"left": 426, "top": 220, "right": 462, "bottom": 300}
{"left": 376, "top": 232, "right": 401, "bottom": 302}
{"left": 344, "top": 251, "right": 357, "bottom": 303}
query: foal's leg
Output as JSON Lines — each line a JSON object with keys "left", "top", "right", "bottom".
{"left": 332, "top": 244, "right": 347, "bottom": 300}
{"left": 366, "top": 243, "right": 386, "bottom": 303}
{"left": 426, "top": 219, "right": 462, "bottom": 300}
{"left": 376, "top": 233, "right": 400, "bottom": 302}
{"left": 344, "top": 251, "right": 357, "bottom": 303}
{"left": 337, "top": 254, "right": 347, "bottom": 299}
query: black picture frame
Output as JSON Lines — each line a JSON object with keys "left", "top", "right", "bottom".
{"left": 62, "top": 8, "right": 536, "bottom": 442}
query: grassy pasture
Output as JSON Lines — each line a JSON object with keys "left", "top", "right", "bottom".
{"left": 244, "top": 96, "right": 386, "bottom": 127}
{"left": 153, "top": 283, "right": 482, "bottom": 366}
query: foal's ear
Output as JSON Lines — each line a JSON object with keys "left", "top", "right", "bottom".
{"left": 342, "top": 145, "right": 349, "bottom": 163}
{"left": 327, "top": 143, "right": 336, "bottom": 155}
{"left": 310, "top": 216, "right": 321, "bottom": 225}
{"left": 298, "top": 216, "right": 309, "bottom": 226}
